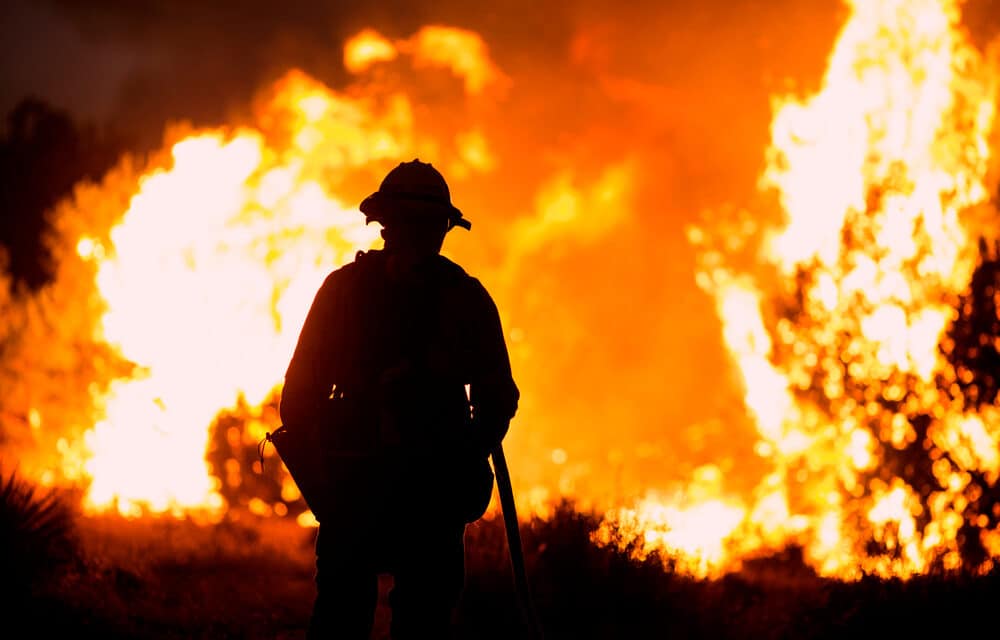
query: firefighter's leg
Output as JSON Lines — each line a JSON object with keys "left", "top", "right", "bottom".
{"left": 388, "top": 524, "right": 466, "bottom": 639}
{"left": 308, "top": 526, "right": 378, "bottom": 640}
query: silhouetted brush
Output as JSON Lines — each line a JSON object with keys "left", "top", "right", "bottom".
{"left": 0, "top": 465, "right": 77, "bottom": 596}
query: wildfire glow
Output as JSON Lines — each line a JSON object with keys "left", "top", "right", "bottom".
{"left": 3, "top": 0, "right": 1000, "bottom": 583}
{"left": 81, "top": 117, "right": 382, "bottom": 518}
{"left": 344, "top": 29, "right": 398, "bottom": 74}
{"left": 343, "top": 25, "right": 508, "bottom": 95}
{"left": 35, "top": 22, "right": 527, "bottom": 521}
{"left": 601, "top": 0, "right": 1000, "bottom": 579}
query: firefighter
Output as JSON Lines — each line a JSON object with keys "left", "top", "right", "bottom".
{"left": 280, "top": 159, "right": 519, "bottom": 639}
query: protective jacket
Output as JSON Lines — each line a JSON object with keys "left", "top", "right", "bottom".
{"left": 279, "top": 249, "right": 519, "bottom": 524}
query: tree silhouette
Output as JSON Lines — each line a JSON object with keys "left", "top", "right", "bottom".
{"left": 0, "top": 98, "right": 124, "bottom": 289}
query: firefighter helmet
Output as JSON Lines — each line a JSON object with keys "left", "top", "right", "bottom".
{"left": 360, "top": 159, "right": 471, "bottom": 231}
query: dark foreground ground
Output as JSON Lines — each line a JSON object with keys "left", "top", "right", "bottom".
{"left": 8, "top": 495, "right": 1000, "bottom": 639}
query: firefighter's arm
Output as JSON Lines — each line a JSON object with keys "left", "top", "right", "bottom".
{"left": 467, "top": 281, "right": 520, "bottom": 457}
{"left": 279, "top": 272, "right": 341, "bottom": 429}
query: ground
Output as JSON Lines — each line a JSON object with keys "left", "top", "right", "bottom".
{"left": 12, "top": 503, "right": 1000, "bottom": 639}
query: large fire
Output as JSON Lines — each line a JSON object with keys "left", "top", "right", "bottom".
{"left": 1, "top": 0, "right": 999, "bottom": 581}
{"left": 598, "top": 0, "right": 1000, "bottom": 579}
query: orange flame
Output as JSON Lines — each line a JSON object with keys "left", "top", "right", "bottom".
{"left": 79, "top": 102, "right": 382, "bottom": 518}
{"left": 3, "top": 1, "right": 999, "bottom": 583}
{"left": 599, "top": 0, "right": 1000, "bottom": 579}
{"left": 47, "top": 29, "right": 542, "bottom": 521}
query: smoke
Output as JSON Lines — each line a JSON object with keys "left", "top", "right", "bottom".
{"left": 0, "top": 2, "right": 828, "bottom": 144}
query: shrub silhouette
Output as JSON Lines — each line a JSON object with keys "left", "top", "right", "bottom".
{"left": 0, "top": 466, "right": 77, "bottom": 597}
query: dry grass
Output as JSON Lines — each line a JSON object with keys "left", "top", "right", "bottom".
{"left": 19, "top": 512, "right": 315, "bottom": 638}
{"left": 11, "top": 497, "right": 1000, "bottom": 638}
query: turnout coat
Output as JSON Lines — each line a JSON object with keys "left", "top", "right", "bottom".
{"left": 278, "top": 249, "right": 519, "bottom": 525}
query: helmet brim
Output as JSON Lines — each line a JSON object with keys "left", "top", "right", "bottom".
{"left": 360, "top": 192, "right": 471, "bottom": 230}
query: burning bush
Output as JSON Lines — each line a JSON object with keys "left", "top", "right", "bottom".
{"left": 207, "top": 393, "right": 310, "bottom": 522}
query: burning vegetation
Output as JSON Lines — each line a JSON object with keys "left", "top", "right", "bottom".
{"left": 600, "top": 0, "right": 1000, "bottom": 578}
{"left": 2, "top": 0, "right": 1000, "bottom": 589}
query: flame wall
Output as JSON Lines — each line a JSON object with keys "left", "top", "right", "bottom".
{"left": 1, "top": 0, "right": 1000, "bottom": 579}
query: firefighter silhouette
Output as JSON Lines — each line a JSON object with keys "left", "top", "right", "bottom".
{"left": 279, "top": 160, "right": 519, "bottom": 639}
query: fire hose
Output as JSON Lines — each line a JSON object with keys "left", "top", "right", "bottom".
{"left": 491, "top": 444, "right": 544, "bottom": 640}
